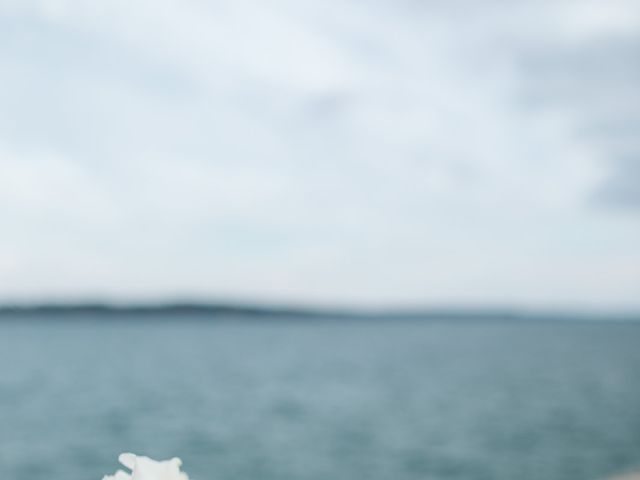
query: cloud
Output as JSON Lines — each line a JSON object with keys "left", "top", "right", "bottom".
{"left": 0, "top": 0, "right": 639, "bottom": 307}
{"left": 593, "top": 156, "right": 640, "bottom": 208}
{"left": 511, "top": 9, "right": 640, "bottom": 211}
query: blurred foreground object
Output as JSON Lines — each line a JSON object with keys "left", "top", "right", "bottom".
{"left": 606, "top": 473, "right": 640, "bottom": 480}
{"left": 103, "top": 453, "right": 189, "bottom": 480}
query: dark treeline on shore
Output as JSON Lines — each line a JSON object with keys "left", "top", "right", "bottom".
{"left": 0, "top": 302, "right": 638, "bottom": 322}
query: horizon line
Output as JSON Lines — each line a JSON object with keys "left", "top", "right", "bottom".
{"left": 0, "top": 300, "right": 639, "bottom": 321}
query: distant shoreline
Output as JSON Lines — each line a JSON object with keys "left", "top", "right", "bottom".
{"left": 0, "top": 303, "right": 638, "bottom": 322}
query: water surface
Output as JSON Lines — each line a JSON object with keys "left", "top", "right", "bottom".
{"left": 0, "top": 318, "right": 639, "bottom": 480}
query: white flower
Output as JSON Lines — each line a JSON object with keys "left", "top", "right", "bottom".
{"left": 103, "top": 453, "right": 189, "bottom": 480}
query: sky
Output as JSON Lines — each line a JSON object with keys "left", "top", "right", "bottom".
{"left": 0, "top": 0, "right": 639, "bottom": 309}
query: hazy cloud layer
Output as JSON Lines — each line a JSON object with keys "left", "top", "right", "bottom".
{"left": 1, "top": 0, "right": 639, "bottom": 308}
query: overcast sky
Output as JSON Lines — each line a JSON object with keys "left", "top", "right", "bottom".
{"left": 1, "top": 0, "right": 639, "bottom": 309}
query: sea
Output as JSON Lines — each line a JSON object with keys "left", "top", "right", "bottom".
{"left": 0, "top": 317, "right": 639, "bottom": 480}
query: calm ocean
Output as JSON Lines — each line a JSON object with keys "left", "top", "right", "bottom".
{"left": 0, "top": 318, "right": 639, "bottom": 480}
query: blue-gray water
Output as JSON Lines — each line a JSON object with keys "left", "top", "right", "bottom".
{"left": 1, "top": 318, "right": 639, "bottom": 480}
